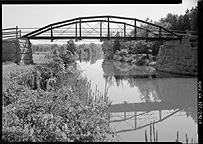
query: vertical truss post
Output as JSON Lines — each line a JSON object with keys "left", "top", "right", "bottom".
{"left": 134, "top": 20, "right": 137, "bottom": 39}
{"left": 146, "top": 30, "right": 148, "bottom": 37}
{"left": 51, "top": 25, "right": 53, "bottom": 42}
{"left": 79, "top": 19, "right": 81, "bottom": 40}
{"left": 100, "top": 21, "right": 102, "bottom": 42}
{"left": 108, "top": 16, "right": 110, "bottom": 40}
{"left": 159, "top": 27, "right": 161, "bottom": 38}
{"left": 75, "top": 22, "right": 78, "bottom": 42}
{"left": 124, "top": 23, "right": 126, "bottom": 38}
{"left": 159, "top": 110, "right": 162, "bottom": 120}
{"left": 134, "top": 111, "right": 137, "bottom": 129}
{"left": 146, "top": 30, "right": 148, "bottom": 42}
{"left": 19, "top": 29, "right": 21, "bottom": 38}
{"left": 124, "top": 112, "right": 126, "bottom": 120}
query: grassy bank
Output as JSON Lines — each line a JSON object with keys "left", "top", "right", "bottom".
{"left": 2, "top": 52, "right": 117, "bottom": 142}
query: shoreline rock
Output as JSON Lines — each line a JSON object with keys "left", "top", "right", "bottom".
{"left": 112, "top": 50, "right": 157, "bottom": 67}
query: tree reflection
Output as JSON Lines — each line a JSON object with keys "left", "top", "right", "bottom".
{"left": 102, "top": 59, "right": 197, "bottom": 123}
{"left": 102, "top": 59, "right": 159, "bottom": 102}
{"left": 76, "top": 43, "right": 103, "bottom": 64}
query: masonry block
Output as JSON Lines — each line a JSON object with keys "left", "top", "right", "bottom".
{"left": 156, "top": 40, "right": 197, "bottom": 76}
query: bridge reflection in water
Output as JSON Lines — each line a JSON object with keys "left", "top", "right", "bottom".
{"left": 102, "top": 60, "right": 197, "bottom": 136}
{"left": 108, "top": 102, "right": 182, "bottom": 133}
{"left": 77, "top": 55, "right": 197, "bottom": 141}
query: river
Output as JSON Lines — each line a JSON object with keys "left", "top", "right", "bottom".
{"left": 76, "top": 57, "right": 198, "bottom": 142}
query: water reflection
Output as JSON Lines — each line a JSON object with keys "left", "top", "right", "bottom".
{"left": 101, "top": 59, "right": 197, "bottom": 141}
{"left": 77, "top": 48, "right": 103, "bottom": 64}
{"left": 77, "top": 57, "right": 197, "bottom": 142}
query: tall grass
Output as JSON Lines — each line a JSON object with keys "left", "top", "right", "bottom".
{"left": 2, "top": 51, "right": 117, "bottom": 142}
{"left": 144, "top": 121, "right": 158, "bottom": 142}
{"left": 144, "top": 121, "right": 198, "bottom": 143}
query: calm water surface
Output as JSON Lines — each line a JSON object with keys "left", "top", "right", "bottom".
{"left": 77, "top": 59, "right": 198, "bottom": 142}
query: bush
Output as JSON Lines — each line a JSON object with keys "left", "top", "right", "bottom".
{"left": 2, "top": 52, "right": 117, "bottom": 142}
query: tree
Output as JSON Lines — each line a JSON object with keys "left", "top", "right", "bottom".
{"left": 89, "top": 43, "right": 97, "bottom": 54}
{"left": 66, "top": 39, "right": 76, "bottom": 54}
{"left": 112, "top": 32, "right": 121, "bottom": 53}
{"left": 101, "top": 40, "right": 114, "bottom": 60}
{"left": 187, "top": 6, "right": 198, "bottom": 31}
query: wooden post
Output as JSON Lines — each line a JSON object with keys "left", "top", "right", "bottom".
{"left": 134, "top": 20, "right": 137, "bottom": 39}
{"left": 100, "top": 21, "right": 102, "bottom": 42}
{"left": 79, "top": 19, "right": 82, "bottom": 40}
{"left": 51, "top": 26, "right": 53, "bottom": 42}
{"left": 15, "top": 26, "right": 18, "bottom": 64}
{"left": 16, "top": 26, "right": 18, "bottom": 40}
{"left": 75, "top": 22, "right": 78, "bottom": 42}
{"left": 108, "top": 17, "right": 110, "bottom": 40}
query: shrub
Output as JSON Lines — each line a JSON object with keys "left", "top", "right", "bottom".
{"left": 2, "top": 52, "right": 117, "bottom": 142}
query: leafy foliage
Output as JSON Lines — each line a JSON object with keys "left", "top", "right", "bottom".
{"left": 2, "top": 49, "right": 117, "bottom": 142}
{"left": 101, "top": 40, "right": 114, "bottom": 60}
{"left": 157, "top": 6, "right": 198, "bottom": 31}
{"left": 66, "top": 39, "right": 77, "bottom": 54}
{"left": 76, "top": 43, "right": 103, "bottom": 64}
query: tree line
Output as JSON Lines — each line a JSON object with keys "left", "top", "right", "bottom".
{"left": 102, "top": 5, "right": 198, "bottom": 60}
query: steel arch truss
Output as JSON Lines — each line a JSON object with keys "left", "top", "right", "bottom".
{"left": 22, "top": 15, "right": 183, "bottom": 41}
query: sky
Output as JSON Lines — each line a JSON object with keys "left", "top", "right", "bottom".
{"left": 2, "top": 0, "right": 199, "bottom": 44}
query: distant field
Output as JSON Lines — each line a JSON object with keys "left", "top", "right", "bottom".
{"left": 2, "top": 53, "right": 47, "bottom": 76}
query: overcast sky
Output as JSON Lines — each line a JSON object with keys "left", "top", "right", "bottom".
{"left": 2, "top": 0, "right": 198, "bottom": 29}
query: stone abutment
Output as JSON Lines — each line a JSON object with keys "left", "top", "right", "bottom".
{"left": 156, "top": 38, "right": 197, "bottom": 76}
{"left": 2, "top": 38, "right": 33, "bottom": 65}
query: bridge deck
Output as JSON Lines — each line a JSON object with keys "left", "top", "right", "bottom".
{"left": 109, "top": 101, "right": 179, "bottom": 112}
{"left": 28, "top": 36, "right": 180, "bottom": 41}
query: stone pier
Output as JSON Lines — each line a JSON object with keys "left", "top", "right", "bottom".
{"left": 156, "top": 38, "right": 197, "bottom": 76}
{"left": 2, "top": 38, "right": 33, "bottom": 65}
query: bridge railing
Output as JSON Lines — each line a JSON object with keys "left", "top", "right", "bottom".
{"left": 170, "top": 30, "right": 198, "bottom": 40}
{"left": 2, "top": 25, "right": 197, "bottom": 42}
{"left": 2, "top": 26, "right": 21, "bottom": 40}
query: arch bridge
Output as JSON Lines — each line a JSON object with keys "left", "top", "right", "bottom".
{"left": 21, "top": 15, "right": 183, "bottom": 42}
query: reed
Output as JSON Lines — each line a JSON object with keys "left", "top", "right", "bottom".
{"left": 144, "top": 124, "right": 147, "bottom": 142}
{"left": 145, "top": 121, "right": 158, "bottom": 142}
{"left": 176, "top": 131, "right": 179, "bottom": 142}
{"left": 144, "top": 123, "right": 198, "bottom": 143}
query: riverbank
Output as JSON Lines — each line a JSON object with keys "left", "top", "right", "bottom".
{"left": 2, "top": 52, "right": 118, "bottom": 142}
{"left": 77, "top": 57, "right": 197, "bottom": 142}
{"left": 112, "top": 49, "right": 157, "bottom": 67}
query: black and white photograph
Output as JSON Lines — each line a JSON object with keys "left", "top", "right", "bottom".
{"left": 2, "top": 0, "right": 201, "bottom": 142}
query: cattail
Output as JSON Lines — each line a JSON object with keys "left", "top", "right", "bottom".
{"left": 153, "top": 121, "right": 156, "bottom": 142}
{"left": 156, "top": 130, "right": 158, "bottom": 142}
{"left": 176, "top": 131, "right": 179, "bottom": 142}
{"left": 185, "top": 134, "right": 188, "bottom": 144}
{"left": 145, "top": 130, "right": 148, "bottom": 142}
{"left": 191, "top": 138, "right": 193, "bottom": 144}
{"left": 150, "top": 122, "right": 152, "bottom": 142}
